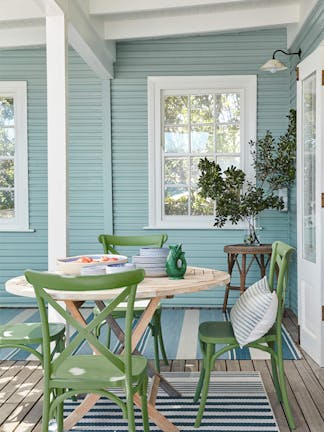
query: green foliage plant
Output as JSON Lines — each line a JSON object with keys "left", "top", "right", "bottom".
{"left": 197, "top": 109, "right": 296, "bottom": 244}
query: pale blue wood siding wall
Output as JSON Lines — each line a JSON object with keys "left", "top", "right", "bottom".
{"left": 287, "top": 1, "right": 324, "bottom": 314}
{"left": 112, "top": 29, "right": 292, "bottom": 306}
{"left": 0, "top": 48, "right": 107, "bottom": 304}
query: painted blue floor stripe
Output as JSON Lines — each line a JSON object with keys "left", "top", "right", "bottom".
{"left": 0, "top": 307, "right": 301, "bottom": 361}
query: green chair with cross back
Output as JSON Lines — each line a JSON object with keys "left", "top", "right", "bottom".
{"left": 0, "top": 320, "right": 65, "bottom": 364}
{"left": 25, "top": 268, "right": 150, "bottom": 432}
{"left": 194, "top": 241, "right": 296, "bottom": 430}
{"left": 95, "top": 233, "right": 169, "bottom": 372}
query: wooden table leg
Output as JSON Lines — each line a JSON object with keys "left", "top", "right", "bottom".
{"left": 64, "top": 394, "right": 100, "bottom": 430}
{"left": 134, "top": 394, "right": 180, "bottom": 432}
{"left": 223, "top": 253, "right": 236, "bottom": 312}
{"left": 260, "top": 254, "right": 266, "bottom": 277}
{"left": 95, "top": 299, "right": 180, "bottom": 397}
{"left": 63, "top": 301, "right": 179, "bottom": 432}
{"left": 240, "top": 253, "right": 247, "bottom": 295}
{"left": 95, "top": 298, "right": 181, "bottom": 431}
{"left": 63, "top": 301, "right": 101, "bottom": 430}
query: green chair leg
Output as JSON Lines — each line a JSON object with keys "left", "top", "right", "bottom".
{"left": 194, "top": 339, "right": 207, "bottom": 402}
{"left": 150, "top": 320, "right": 160, "bottom": 372}
{"left": 194, "top": 343, "right": 214, "bottom": 428}
{"left": 155, "top": 309, "right": 169, "bottom": 366}
{"left": 140, "top": 376, "right": 150, "bottom": 432}
{"left": 150, "top": 309, "right": 168, "bottom": 372}
{"left": 268, "top": 342, "right": 282, "bottom": 402}
{"left": 42, "top": 388, "right": 51, "bottom": 432}
{"left": 106, "top": 325, "right": 112, "bottom": 349}
{"left": 277, "top": 345, "right": 295, "bottom": 429}
{"left": 194, "top": 363, "right": 205, "bottom": 402}
{"left": 125, "top": 387, "right": 136, "bottom": 432}
{"left": 56, "top": 388, "right": 64, "bottom": 432}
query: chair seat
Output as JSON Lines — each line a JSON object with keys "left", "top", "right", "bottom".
{"left": 51, "top": 354, "right": 147, "bottom": 388}
{"left": 199, "top": 321, "right": 276, "bottom": 345}
{"left": 0, "top": 322, "right": 65, "bottom": 345}
{"left": 199, "top": 321, "right": 236, "bottom": 344}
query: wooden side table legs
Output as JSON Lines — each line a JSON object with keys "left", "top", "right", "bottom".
{"left": 222, "top": 244, "right": 273, "bottom": 312}
{"left": 222, "top": 253, "right": 236, "bottom": 312}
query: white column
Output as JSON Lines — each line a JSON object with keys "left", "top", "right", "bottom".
{"left": 46, "top": 9, "right": 68, "bottom": 324}
{"left": 46, "top": 12, "right": 68, "bottom": 271}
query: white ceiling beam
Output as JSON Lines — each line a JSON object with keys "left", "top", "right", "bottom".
{"left": 287, "top": 0, "right": 318, "bottom": 47}
{"left": 90, "top": 0, "right": 247, "bottom": 15}
{"left": 59, "top": 0, "right": 115, "bottom": 79}
{"left": 0, "top": 0, "right": 43, "bottom": 21}
{"left": 0, "top": 25, "right": 45, "bottom": 48}
{"left": 36, "top": 0, "right": 115, "bottom": 78}
{"left": 104, "top": 3, "right": 299, "bottom": 40}
{"left": 65, "top": 1, "right": 115, "bottom": 79}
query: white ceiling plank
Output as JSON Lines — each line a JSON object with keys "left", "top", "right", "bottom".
{"left": 0, "top": 0, "right": 43, "bottom": 21}
{"left": 104, "top": 3, "right": 299, "bottom": 40}
{"left": 90, "top": 0, "right": 249, "bottom": 15}
{"left": 0, "top": 25, "right": 45, "bottom": 48}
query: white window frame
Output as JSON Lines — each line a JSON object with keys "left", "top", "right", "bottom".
{"left": 0, "top": 81, "right": 29, "bottom": 231}
{"left": 147, "top": 75, "right": 257, "bottom": 229}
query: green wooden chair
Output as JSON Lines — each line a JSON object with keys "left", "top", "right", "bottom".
{"left": 25, "top": 268, "right": 150, "bottom": 432}
{"left": 194, "top": 241, "right": 296, "bottom": 430}
{"left": 96, "top": 233, "right": 169, "bottom": 372}
{"left": 0, "top": 322, "right": 65, "bottom": 364}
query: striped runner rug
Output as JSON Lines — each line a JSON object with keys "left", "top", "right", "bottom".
{"left": 64, "top": 371, "right": 280, "bottom": 432}
{"left": 0, "top": 307, "right": 301, "bottom": 361}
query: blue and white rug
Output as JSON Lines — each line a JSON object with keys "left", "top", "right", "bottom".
{"left": 65, "top": 371, "right": 280, "bottom": 431}
{"left": 0, "top": 307, "right": 301, "bottom": 361}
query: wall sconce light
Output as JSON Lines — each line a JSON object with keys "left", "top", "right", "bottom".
{"left": 260, "top": 48, "right": 302, "bottom": 73}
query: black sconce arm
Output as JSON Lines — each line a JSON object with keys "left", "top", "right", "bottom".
{"left": 272, "top": 48, "right": 302, "bottom": 59}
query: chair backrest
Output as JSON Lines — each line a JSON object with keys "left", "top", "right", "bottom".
{"left": 25, "top": 269, "right": 145, "bottom": 385}
{"left": 267, "top": 241, "right": 295, "bottom": 329}
{"left": 98, "top": 233, "right": 168, "bottom": 255}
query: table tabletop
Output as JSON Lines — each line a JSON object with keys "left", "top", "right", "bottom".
{"left": 5, "top": 266, "right": 230, "bottom": 301}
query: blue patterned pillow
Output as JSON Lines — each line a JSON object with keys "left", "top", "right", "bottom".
{"left": 230, "top": 276, "right": 278, "bottom": 348}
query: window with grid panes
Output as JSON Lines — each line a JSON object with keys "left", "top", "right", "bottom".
{"left": 0, "top": 82, "right": 29, "bottom": 231}
{"left": 148, "top": 76, "right": 256, "bottom": 229}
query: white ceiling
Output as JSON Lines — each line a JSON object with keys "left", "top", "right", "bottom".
{"left": 0, "top": 0, "right": 318, "bottom": 78}
{"left": 0, "top": 0, "right": 318, "bottom": 46}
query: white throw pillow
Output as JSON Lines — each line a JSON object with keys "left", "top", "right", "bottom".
{"left": 230, "top": 276, "right": 278, "bottom": 348}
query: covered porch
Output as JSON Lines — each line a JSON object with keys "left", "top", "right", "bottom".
{"left": 1, "top": 0, "right": 324, "bottom": 431}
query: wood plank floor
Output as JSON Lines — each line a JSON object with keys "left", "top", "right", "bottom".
{"left": 1, "top": 309, "right": 324, "bottom": 431}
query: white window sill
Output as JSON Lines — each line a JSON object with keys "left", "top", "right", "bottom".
{"left": 144, "top": 223, "right": 247, "bottom": 230}
{"left": 0, "top": 227, "right": 35, "bottom": 232}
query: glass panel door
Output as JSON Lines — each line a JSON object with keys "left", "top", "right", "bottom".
{"left": 302, "top": 72, "right": 316, "bottom": 263}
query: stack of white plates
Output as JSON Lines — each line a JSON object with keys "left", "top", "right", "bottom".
{"left": 132, "top": 247, "right": 169, "bottom": 277}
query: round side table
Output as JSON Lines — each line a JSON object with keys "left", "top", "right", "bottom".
{"left": 222, "top": 243, "right": 272, "bottom": 312}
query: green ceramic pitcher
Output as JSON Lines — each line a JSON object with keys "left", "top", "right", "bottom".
{"left": 165, "top": 244, "right": 187, "bottom": 279}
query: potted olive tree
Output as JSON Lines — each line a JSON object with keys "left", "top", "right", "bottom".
{"left": 198, "top": 109, "right": 296, "bottom": 244}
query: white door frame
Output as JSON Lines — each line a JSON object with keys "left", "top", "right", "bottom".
{"left": 297, "top": 41, "right": 324, "bottom": 366}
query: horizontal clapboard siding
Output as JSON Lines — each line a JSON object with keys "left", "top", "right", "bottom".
{"left": 286, "top": 1, "right": 324, "bottom": 314}
{"left": 0, "top": 48, "right": 107, "bottom": 305}
{"left": 112, "top": 28, "right": 291, "bottom": 306}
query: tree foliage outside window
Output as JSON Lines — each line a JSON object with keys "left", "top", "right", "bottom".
{"left": 163, "top": 92, "right": 241, "bottom": 217}
{"left": 0, "top": 97, "right": 15, "bottom": 219}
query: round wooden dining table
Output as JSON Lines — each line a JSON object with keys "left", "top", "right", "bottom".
{"left": 5, "top": 266, "right": 230, "bottom": 432}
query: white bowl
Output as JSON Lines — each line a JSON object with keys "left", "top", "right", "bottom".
{"left": 139, "top": 247, "right": 169, "bottom": 257}
{"left": 56, "top": 254, "right": 127, "bottom": 275}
